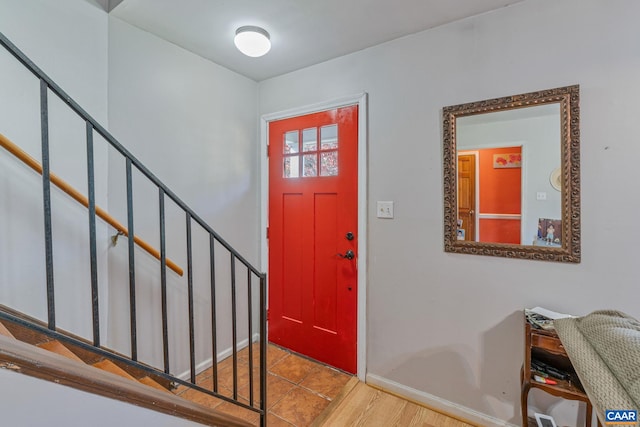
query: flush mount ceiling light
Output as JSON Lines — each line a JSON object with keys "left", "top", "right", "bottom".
{"left": 234, "top": 26, "right": 271, "bottom": 57}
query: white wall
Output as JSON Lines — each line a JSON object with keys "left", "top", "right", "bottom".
{"left": 0, "top": 369, "right": 206, "bottom": 427}
{"left": 0, "top": 0, "right": 109, "bottom": 341}
{"left": 259, "top": 0, "right": 640, "bottom": 425}
{"left": 106, "top": 17, "right": 260, "bottom": 375}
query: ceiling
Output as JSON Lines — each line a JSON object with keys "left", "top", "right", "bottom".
{"left": 108, "top": 0, "right": 526, "bottom": 82}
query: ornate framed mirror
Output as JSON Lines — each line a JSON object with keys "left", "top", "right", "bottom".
{"left": 443, "top": 85, "right": 580, "bottom": 263}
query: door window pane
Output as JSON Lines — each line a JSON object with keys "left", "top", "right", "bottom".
{"left": 284, "top": 156, "right": 299, "bottom": 178}
{"left": 321, "top": 125, "right": 338, "bottom": 150}
{"left": 284, "top": 131, "right": 299, "bottom": 154}
{"left": 320, "top": 151, "right": 338, "bottom": 176}
{"left": 302, "top": 128, "right": 317, "bottom": 152}
{"left": 303, "top": 154, "right": 317, "bottom": 177}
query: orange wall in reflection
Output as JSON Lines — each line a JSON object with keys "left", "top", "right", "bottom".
{"left": 479, "top": 218, "right": 521, "bottom": 244}
{"left": 478, "top": 147, "right": 521, "bottom": 244}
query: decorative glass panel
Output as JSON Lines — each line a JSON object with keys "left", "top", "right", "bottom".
{"left": 302, "top": 128, "right": 317, "bottom": 152}
{"left": 320, "top": 125, "right": 338, "bottom": 150}
{"left": 284, "top": 156, "right": 299, "bottom": 178}
{"left": 284, "top": 131, "right": 299, "bottom": 154}
{"left": 303, "top": 154, "right": 317, "bottom": 177}
{"left": 320, "top": 151, "right": 338, "bottom": 176}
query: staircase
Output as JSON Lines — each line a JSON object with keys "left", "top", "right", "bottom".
{"left": 0, "top": 311, "right": 254, "bottom": 426}
{"left": 0, "top": 30, "right": 266, "bottom": 427}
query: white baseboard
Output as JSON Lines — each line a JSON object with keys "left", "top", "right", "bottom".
{"left": 366, "top": 373, "right": 517, "bottom": 427}
{"left": 176, "top": 333, "right": 260, "bottom": 381}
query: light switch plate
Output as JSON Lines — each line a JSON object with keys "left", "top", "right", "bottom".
{"left": 377, "top": 201, "right": 394, "bottom": 219}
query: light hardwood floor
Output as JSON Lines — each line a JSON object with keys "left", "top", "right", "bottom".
{"left": 313, "top": 378, "right": 477, "bottom": 427}
{"left": 179, "top": 343, "right": 480, "bottom": 426}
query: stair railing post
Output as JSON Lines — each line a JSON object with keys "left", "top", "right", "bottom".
{"left": 86, "top": 121, "right": 100, "bottom": 347}
{"left": 126, "top": 158, "right": 137, "bottom": 361}
{"left": 40, "top": 78, "right": 55, "bottom": 331}
{"left": 210, "top": 234, "right": 219, "bottom": 393}
{"left": 186, "top": 212, "right": 196, "bottom": 384}
{"left": 159, "top": 188, "right": 170, "bottom": 374}
{"left": 231, "top": 253, "right": 238, "bottom": 399}
{"left": 247, "top": 267, "right": 254, "bottom": 407}
{"left": 260, "top": 273, "right": 267, "bottom": 427}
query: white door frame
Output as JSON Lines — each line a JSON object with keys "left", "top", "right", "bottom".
{"left": 260, "top": 93, "right": 368, "bottom": 380}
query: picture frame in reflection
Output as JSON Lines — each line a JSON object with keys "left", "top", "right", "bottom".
{"left": 493, "top": 152, "right": 522, "bottom": 168}
{"left": 537, "top": 218, "right": 562, "bottom": 247}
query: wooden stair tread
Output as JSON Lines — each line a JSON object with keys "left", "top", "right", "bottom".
{"left": 93, "top": 359, "right": 137, "bottom": 381}
{"left": 38, "top": 340, "right": 84, "bottom": 363}
{"left": 0, "top": 321, "right": 15, "bottom": 339}
{"left": 0, "top": 318, "right": 49, "bottom": 346}
{"left": 139, "top": 376, "right": 171, "bottom": 393}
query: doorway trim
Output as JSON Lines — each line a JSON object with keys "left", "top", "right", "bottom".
{"left": 260, "top": 93, "right": 368, "bottom": 380}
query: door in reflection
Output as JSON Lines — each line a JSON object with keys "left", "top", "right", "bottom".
{"left": 457, "top": 154, "right": 476, "bottom": 241}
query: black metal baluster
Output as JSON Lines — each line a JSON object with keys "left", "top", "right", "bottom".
{"left": 186, "top": 213, "right": 196, "bottom": 384}
{"left": 247, "top": 267, "right": 254, "bottom": 406}
{"left": 259, "top": 273, "right": 267, "bottom": 427}
{"left": 231, "top": 253, "right": 238, "bottom": 400}
{"left": 86, "top": 121, "right": 99, "bottom": 346}
{"left": 40, "top": 79, "right": 55, "bottom": 331}
{"left": 159, "top": 188, "right": 170, "bottom": 373}
{"left": 126, "top": 158, "right": 137, "bottom": 361}
{"left": 210, "top": 234, "right": 218, "bottom": 393}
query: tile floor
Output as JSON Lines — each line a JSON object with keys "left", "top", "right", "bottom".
{"left": 175, "top": 343, "right": 353, "bottom": 426}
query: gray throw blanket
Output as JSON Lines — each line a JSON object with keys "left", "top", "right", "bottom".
{"left": 554, "top": 310, "right": 640, "bottom": 422}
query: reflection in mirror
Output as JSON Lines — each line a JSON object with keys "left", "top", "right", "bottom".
{"left": 456, "top": 104, "right": 560, "bottom": 245}
{"left": 443, "top": 86, "right": 580, "bottom": 263}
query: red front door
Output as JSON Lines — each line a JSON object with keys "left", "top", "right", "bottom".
{"left": 268, "top": 105, "right": 358, "bottom": 373}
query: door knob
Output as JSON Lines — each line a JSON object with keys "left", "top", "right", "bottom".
{"left": 337, "top": 250, "right": 355, "bottom": 260}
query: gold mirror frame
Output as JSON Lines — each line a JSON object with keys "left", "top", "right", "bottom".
{"left": 443, "top": 85, "right": 580, "bottom": 263}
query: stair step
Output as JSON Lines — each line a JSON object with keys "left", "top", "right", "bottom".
{"left": 37, "top": 340, "right": 84, "bottom": 363}
{"left": 93, "top": 359, "right": 137, "bottom": 381}
{"left": 139, "top": 376, "right": 172, "bottom": 393}
{"left": 0, "top": 321, "right": 15, "bottom": 339}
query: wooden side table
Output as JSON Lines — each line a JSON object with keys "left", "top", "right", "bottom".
{"left": 521, "top": 320, "right": 601, "bottom": 427}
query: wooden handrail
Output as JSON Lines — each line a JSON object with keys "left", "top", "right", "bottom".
{"left": 0, "top": 133, "right": 184, "bottom": 277}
